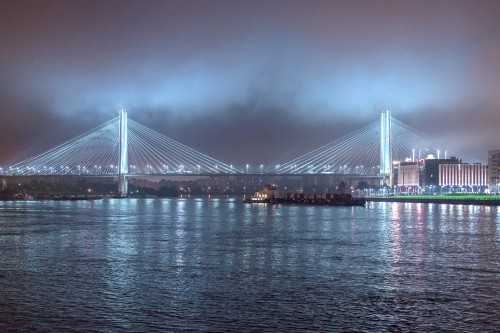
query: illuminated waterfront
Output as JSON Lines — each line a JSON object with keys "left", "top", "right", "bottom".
{"left": 1, "top": 198, "right": 499, "bottom": 332}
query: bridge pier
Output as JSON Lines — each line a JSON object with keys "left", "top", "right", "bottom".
{"left": 118, "top": 109, "right": 128, "bottom": 196}
{"left": 380, "top": 110, "right": 393, "bottom": 187}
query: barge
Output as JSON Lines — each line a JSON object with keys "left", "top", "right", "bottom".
{"left": 275, "top": 192, "right": 365, "bottom": 206}
{"left": 244, "top": 186, "right": 365, "bottom": 206}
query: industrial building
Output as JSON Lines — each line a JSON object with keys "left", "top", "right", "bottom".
{"left": 394, "top": 155, "right": 489, "bottom": 194}
{"left": 439, "top": 163, "right": 488, "bottom": 192}
{"left": 423, "top": 156, "right": 461, "bottom": 189}
{"left": 488, "top": 149, "right": 500, "bottom": 193}
{"left": 395, "top": 160, "right": 422, "bottom": 194}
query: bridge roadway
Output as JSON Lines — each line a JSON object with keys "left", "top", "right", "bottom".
{"left": 1, "top": 172, "right": 385, "bottom": 180}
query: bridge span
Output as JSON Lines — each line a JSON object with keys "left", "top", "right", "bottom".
{"left": 2, "top": 109, "right": 483, "bottom": 195}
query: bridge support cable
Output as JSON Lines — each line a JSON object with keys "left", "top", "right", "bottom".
{"left": 273, "top": 120, "right": 381, "bottom": 174}
{"left": 6, "top": 115, "right": 239, "bottom": 176}
{"left": 127, "top": 120, "right": 237, "bottom": 174}
{"left": 6, "top": 118, "right": 120, "bottom": 175}
{"left": 390, "top": 118, "right": 484, "bottom": 164}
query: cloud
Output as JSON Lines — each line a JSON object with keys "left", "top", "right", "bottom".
{"left": 1, "top": 0, "right": 499, "bottom": 166}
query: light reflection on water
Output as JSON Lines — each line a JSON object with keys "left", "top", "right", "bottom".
{"left": 0, "top": 198, "right": 499, "bottom": 332}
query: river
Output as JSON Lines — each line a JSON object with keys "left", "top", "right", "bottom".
{"left": 1, "top": 198, "right": 499, "bottom": 332}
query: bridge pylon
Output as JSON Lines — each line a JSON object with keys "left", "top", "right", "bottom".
{"left": 380, "top": 110, "right": 393, "bottom": 187}
{"left": 118, "top": 109, "right": 128, "bottom": 196}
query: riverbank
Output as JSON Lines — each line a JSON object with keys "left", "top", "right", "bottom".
{"left": 366, "top": 195, "right": 500, "bottom": 205}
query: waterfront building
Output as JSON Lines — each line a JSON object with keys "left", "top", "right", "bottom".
{"left": 396, "top": 161, "right": 420, "bottom": 194}
{"left": 488, "top": 149, "right": 500, "bottom": 193}
{"left": 439, "top": 163, "right": 488, "bottom": 193}
{"left": 423, "top": 156, "right": 461, "bottom": 192}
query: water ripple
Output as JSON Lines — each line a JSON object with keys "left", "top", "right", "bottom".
{"left": 0, "top": 199, "right": 499, "bottom": 332}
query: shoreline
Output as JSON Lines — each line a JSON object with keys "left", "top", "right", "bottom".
{"left": 365, "top": 196, "right": 500, "bottom": 206}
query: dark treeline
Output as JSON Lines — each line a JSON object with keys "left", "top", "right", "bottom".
{"left": 1, "top": 176, "right": 380, "bottom": 200}
{"left": 0, "top": 178, "right": 180, "bottom": 199}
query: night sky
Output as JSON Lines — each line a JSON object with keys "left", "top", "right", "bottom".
{"left": 1, "top": 0, "right": 499, "bottom": 168}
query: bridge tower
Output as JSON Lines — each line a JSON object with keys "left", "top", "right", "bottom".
{"left": 118, "top": 109, "right": 128, "bottom": 196}
{"left": 380, "top": 110, "right": 393, "bottom": 187}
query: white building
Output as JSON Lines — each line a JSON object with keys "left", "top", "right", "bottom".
{"left": 398, "top": 162, "right": 419, "bottom": 186}
{"left": 439, "top": 163, "right": 488, "bottom": 191}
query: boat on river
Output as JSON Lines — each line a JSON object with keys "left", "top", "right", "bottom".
{"left": 244, "top": 186, "right": 365, "bottom": 206}
{"left": 244, "top": 184, "right": 279, "bottom": 203}
{"left": 13, "top": 193, "right": 34, "bottom": 200}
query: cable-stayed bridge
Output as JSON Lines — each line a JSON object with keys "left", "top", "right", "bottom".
{"left": 2, "top": 110, "right": 484, "bottom": 194}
